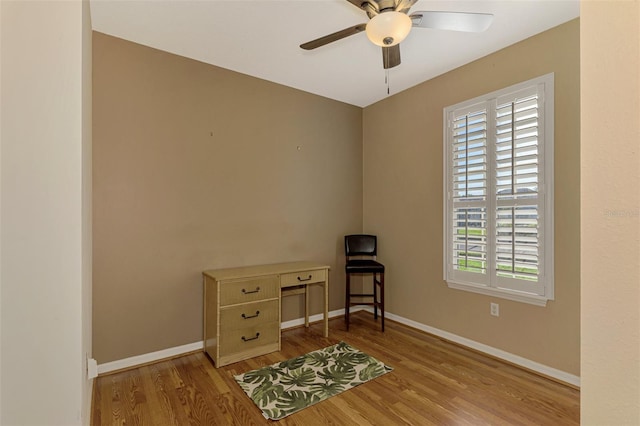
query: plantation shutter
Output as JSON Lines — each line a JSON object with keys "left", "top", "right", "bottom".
{"left": 447, "top": 104, "right": 490, "bottom": 287}
{"left": 494, "top": 85, "right": 547, "bottom": 296}
{"left": 444, "top": 74, "right": 553, "bottom": 304}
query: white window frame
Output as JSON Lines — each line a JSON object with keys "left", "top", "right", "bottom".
{"left": 443, "top": 74, "right": 554, "bottom": 306}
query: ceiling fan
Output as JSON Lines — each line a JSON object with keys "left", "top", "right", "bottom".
{"left": 300, "top": 0, "right": 493, "bottom": 69}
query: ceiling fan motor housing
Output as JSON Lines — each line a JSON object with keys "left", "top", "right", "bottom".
{"left": 363, "top": 0, "right": 398, "bottom": 19}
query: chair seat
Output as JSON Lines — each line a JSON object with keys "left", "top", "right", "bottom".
{"left": 345, "top": 259, "right": 385, "bottom": 274}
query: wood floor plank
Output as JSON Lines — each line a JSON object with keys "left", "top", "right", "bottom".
{"left": 148, "top": 360, "right": 192, "bottom": 426}
{"left": 92, "top": 311, "right": 579, "bottom": 425}
{"left": 138, "top": 365, "right": 173, "bottom": 426}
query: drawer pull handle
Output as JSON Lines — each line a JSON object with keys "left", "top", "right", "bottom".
{"left": 242, "top": 287, "right": 260, "bottom": 294}
{"left": 242, "top": 311, "right": 260, "bottom": 319}
{"left": 241, "top": 333, "right": 260, "bottom": 342}
{"left": 297, "top": 275, "right": 312, "bottom": 282}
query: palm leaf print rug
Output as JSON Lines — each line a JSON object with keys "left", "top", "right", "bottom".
{"left": 234, "top": 341, "right": 393, "bottom": 420}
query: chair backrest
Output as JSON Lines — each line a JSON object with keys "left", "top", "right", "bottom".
{"left": 345, "top": 234, "right": 377, "bottom": 257}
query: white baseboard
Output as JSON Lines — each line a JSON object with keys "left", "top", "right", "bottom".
{"left": 97, "top": 341, "right": 204, "bottom": 375}
{"left": 280, "top": 308, "right": 346, "bottom": 330}
{"left": 97, "top": 309, "right": 348, "bottom": 375}
{"left": 359, "top": 306, "right": 581, "bottom": 388}
{"left": 98, "top": 306, "right": 580, "bottom": 388}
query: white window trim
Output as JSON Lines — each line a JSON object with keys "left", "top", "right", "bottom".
{"left": 443, "top": 73, "right": 554, "bottom": 307}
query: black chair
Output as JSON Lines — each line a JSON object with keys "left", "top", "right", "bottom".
{"left": 344, "top": 234, "right": 385, "bottom": 331}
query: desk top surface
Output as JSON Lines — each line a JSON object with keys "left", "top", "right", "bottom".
{"left": 203, "top": 261, "right": 330, "bottom": 281}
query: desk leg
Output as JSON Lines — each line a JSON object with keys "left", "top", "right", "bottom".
{"left": 304, "top": 284, "right": 309, "bottom": 328}
{"left": 323, "top": 277, "right": 329, "bottom": 337}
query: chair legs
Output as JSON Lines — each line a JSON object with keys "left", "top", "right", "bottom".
{"left": 344, "top": 272, "right": 384, "bottom": 332}
{"left": 379, "top": 272, "right": 384, "bottom": 332}
{"left": 373, "top": 272, "right": 384, "bottom": 332}
{"left": 373, "top": 273, "right": 378, "bottom": 320}
{"left": 345, "top": 272, "right": 351, "bottom": 331}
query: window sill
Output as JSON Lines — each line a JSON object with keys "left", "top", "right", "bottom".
{"left": 446, "top": 281, "right": 551, "bottom": 307}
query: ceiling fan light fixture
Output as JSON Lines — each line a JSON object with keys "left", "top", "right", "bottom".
{"left": 365, "top": 11, "right": 412, "bottom": 47}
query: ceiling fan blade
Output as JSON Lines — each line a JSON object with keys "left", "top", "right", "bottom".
{"left": 300, "top": 24, "right": 367, "bottom": 50}
{"left": 410, "top": 11, "right": 493, "bottom": 32}
{"left": 382, "top": 45, "right": 401, "bottom": 69}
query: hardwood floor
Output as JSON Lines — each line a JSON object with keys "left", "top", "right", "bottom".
{"left": 92, "top": 311, "right": 579, "bottom": 425}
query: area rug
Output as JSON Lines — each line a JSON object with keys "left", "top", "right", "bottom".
{"left": 234, "top": 341, "right": 393, "bottom": 420}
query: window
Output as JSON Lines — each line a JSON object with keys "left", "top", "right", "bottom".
{"left": 443, "top": 74, "right": 554, "bottom": 306}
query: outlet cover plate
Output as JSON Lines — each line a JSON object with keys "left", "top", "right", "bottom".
{"left": 490, "top": 303, "right": 500, "bottom": 317}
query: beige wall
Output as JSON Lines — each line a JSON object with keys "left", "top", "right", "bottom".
{"left": 363, "top": 20, "right": 580, "bottom": 375}
{"left": 581, "top": 1, "right": 639, "bottom": 424}
{"left": 92, "top": 33, "right": 363, "bottom": 363}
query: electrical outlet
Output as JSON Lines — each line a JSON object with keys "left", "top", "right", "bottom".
{"left": 490, "top": 302, "right": 500, "bottom": 317}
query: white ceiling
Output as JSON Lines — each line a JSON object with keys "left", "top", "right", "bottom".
{"left": 90, "top": 0, "right": 579, "bottom": 107}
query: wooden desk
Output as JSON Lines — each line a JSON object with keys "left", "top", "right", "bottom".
{"left": 203, "top": 261, "right": 330, "bottom": 367}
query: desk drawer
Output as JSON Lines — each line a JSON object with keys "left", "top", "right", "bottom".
{"left": 219, "top": 322, "right": 279, "bottom": 357}
{"left": 280, "top": 269, "right": 326, "bottom": 287}
{"left": 220, "top": 299, "right": 279, "bottom": 330}
{"left": 220, "top": 276, "right": 278, "bottom": 306}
